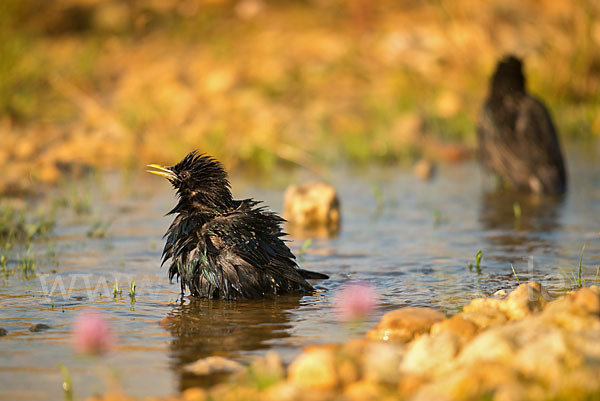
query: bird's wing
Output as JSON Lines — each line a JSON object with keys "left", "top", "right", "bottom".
{"left": 477, "top": 100, "right": 522, "bottom": 178}
{"left": 200, "top": 206, "right": 310, "bottom": 293}
{"left": 514, "top": 96, "right": 566, "bottom": 192}
{"left": 477, "top": 96, "right": 566, "bottom": 193}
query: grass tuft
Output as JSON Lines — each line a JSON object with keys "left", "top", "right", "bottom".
{"left": 577, "top": 244, "right": 586, "bottom": 288}
{"left": 297, "top": 238, "right": 312, "bottom": 260}
{"left": 113, "top": 277, "right": 121, "bottom": 297}
{"left": 513, "top": 202, "right": 521, "bottom": 220}
{"left": 510, "top": 263, "right": 521, "bottom": 285}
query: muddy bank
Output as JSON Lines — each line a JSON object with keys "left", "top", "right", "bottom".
{"left": 89, "top": 282, "right": 600, "bottom": 401}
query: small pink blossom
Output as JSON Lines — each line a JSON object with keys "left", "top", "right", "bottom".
{"left": 334, "top": 282, "right": 378, "bottom": 321}
{"left": 72, "top": 311, "right": 113, "bottom": 356}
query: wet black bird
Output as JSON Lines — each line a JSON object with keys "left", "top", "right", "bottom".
{"left": 148, "top": 151, "right": 328, "bottom": 299}
{"left": 477, "top": 55, "right": 567, "bottom": 195}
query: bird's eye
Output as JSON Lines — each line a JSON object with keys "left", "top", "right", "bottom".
{"left": 180, "top": 171, "right": 190, "bottom": 180}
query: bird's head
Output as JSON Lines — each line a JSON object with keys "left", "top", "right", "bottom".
{"left": 490, "top": 54, "right": 525, "bottom": 97}
{"left": 147, "top": 151, "right": 233, "bottom": 210}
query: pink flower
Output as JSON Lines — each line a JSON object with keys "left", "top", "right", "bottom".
{"left": 72, "top": 311, "right": 113, "bottom": 356}
{"left": 334, "top": 282, "right": 378, "bottom": 321}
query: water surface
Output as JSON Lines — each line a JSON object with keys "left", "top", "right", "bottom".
{"left": 1, "top": 148, "right": 599, "bottom": 400}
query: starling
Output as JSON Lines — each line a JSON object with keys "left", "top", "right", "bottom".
{"left": 148, "top": 151, "right": 329, "bottom": 299}
{"left": 477, "top": 55, "right": 567, "bottom": 194}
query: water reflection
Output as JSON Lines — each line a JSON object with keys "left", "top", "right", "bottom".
{"left": 478, "top": 190, "right": 565, "bottom": 260}
{"left": 161, "top": 295, "right": 303, "bottom": 391}
{"left": 285, "top": 222, "right": 340, "bottom": 239}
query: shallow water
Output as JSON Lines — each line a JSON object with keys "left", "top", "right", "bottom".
{"left": 1, "top": 147, "right": 599, "bottom": 400}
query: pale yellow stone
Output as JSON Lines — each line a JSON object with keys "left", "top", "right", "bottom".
{"left": 362, "top": 341, "right": 404, "bottom": 384}
{"left": 430, "top": 315, "right": 479, "bottom": 344}
{"left": 283, "top": 182, "right": 340, "bottom": 231}
{"left": 401, "top": 332, "right": 460, "bottom": 375}
{"left": 288, "top": 347, "right": 338, "bottom": 390}
{"left": 181, "top": 387, "right": 207, "bottom": 401}
{"left": 343, "top": 380, "right": 385, "bottom": 401}
{"left": 366, "top": 307, "right": 445, "bottom": 342}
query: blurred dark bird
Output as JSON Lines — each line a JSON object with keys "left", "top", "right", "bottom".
{"left": 477, "top": 55, "right": 567, "bottom": 195}
{"left": 148, "top": 151, "right": 328, "bottom": 299}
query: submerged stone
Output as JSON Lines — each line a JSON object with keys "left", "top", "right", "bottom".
{"left": 0, "top": 328, "right": 6, "bottom": 336}
{"left": 29, "top": 323, "right": 50, "bottom": 332}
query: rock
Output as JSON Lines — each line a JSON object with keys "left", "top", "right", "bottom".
{"left": 336, "top": 356, "right": 360, "bottom": 387}
{"left": 459, "top": 307, "right": 508, "bottom": 330}
{"left": 29, "top": 323, "right": 50, "bottom": 332}
{"left": 85, "top": 393, "right": 137, "bottom": 401}
{"left": 249, "top": 351, "right": 285, "bottom": 382}
{"left": 411, "top": 362, "right": 521, "bottom": 401}
{"left": 539, "top": 287, "right": 600, "bottom": 331}
{"left": 461, "top": 282, "right": 551, "bottom": 322}
{"left": 397, "top": 373, "right": 429, "bottom": 398}
{"left": 181, "top": 387, "right": 207, "bottom": 401}
{"left": 208, "top": 383, "right": 260, "bottom": 401}
{"left": 512, "top": 325, "right": 571, "bottom": 384}
{"left": 499, "top": 282, "right": 552, "bottom": 320}
{"left": 343, "top": 380, "right": 385, "bottom": 401}
{"left": 430, "top": 315, "right": 479, "bottom": 344}
{"left": 413, "top": 159, "right": 436, "bottom": 181}
{"left": 436, "top": 91, "right": 461, "bottom": 118}
{"left": 183, "top": 356, "right": 244, "bottom": 376}
{"left": 361, "top": 341, "right": 404, "bottom": 384}
{"left": 93, "top": 3, "right": 130, "bottom": 32}
{"left": 401, "top": 332, "right": 460, "bottom": 375}
{"left": 571, "top": 286, "right": 600, "bottom": 315}
{"left": 391, "top": 113, "right": 425, "bottom": 147}
{"left": 456, "top": 329, "right": 516, "bottom": 365}
{"left": 462, "top": 297, "right": 502, "bottom": 314}
{"left": 283, "top": 182, "right": 340, "bottom": 235}
{"left": 263, "top": 382, "right": 300, "bottom": 401}
{"left": 0, "top": 328, "right": 6, "bottom": 336}
{"left": 366, "top": 307, "right": 445, "bottom": 342}
{"left": 288, "top": 346, "right": 339, "bottom": 390}
{"left": 234, "top": 0, "right": 265, "bottom": 20}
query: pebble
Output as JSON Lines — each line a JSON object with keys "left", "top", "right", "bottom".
{"left": 366, "top": 307, "right": 445, "bottom": 342}
{"left": 413, "top": 159, "right": 436, "bottom": 181}
{"left": 181, "top": 388, "right": 206, "bottom": 401}
{"left": 183, "top": 356, "right": 244, "bottom": 376}
{"left": 29, "top": 323, "right": 50, "bottom": 332}
{"left": 288, "top": 346, "right": 339, "bottom": 390}
{"left": 401, "top": 332, "right": 460, "bottom": 375}
{"left": 430, "top": 315, "right": 479, "bottom": 344}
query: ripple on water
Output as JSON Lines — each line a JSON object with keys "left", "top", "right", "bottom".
{"left": 1, "top": 155, "right": 600, "bottom": 399}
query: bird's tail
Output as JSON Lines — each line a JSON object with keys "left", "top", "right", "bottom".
{"left": 298, "top": 268, "right": 329, "bottom": 280}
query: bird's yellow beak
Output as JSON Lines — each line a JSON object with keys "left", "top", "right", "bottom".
{"left": 147, "top": 164, "right": 175, "bottom": 179}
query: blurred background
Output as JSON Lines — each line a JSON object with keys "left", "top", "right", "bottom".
{"left": 1, "top": 0, "right": 599, "bottom": 193}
